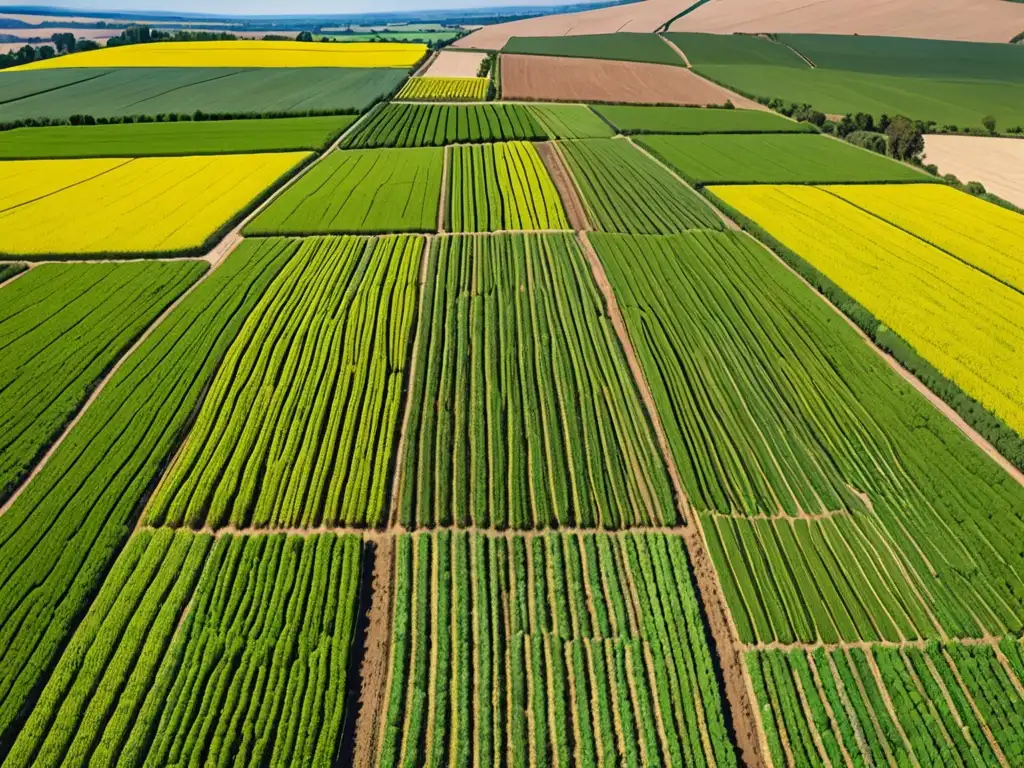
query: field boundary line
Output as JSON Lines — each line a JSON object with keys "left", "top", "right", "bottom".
{"left": 740, "top": 636, "right": 1014, "bottom": 652}
{"left": 781, "top": 41, "right": 817, "bottom": 68}
{"left": 657, "top": 33, "right": 692, "bottom": 68}
{"left": 547, "top": 139, "right": 593, "bottom": 231}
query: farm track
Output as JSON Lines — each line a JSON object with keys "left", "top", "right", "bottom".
{"left": 657, "top": 32, "right": 693, "bottom": 67}
{"left": 536, "top": 141, "right": 591, "bottom": 231}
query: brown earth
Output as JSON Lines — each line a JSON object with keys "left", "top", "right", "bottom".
{"left": 502, "top": 53, "right": 751, "bottom": 105}
{"left": 424, "top": 49, "right": 487, "bottom": 77}
{"left": 669, "top": 0, "right": 1024, "bottom": 43}
{"left": 536, "top": 141, "right": 590, "bottom": 231}
{"left": 923, "top": 134, "right": 1024, "bottom": 210}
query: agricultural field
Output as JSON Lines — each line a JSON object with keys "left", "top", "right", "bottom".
{"left": 147, "top": 235, "right": 419, "bottom": 529}
{"left": 711, "top": 184, "right": 1024, "bottom": 435}
{"left": 502, "top": 32, "right": 686, "bottom": 66}
{"left": 0, "top": 261, "right": 203, "bottom": 504}
{"left": 667, "top": 32, "right": 809, "bottom": 67}
{"left": 7, "top": 40, "right": 427, "bottom": 69}
{"left": 0, "top": 68, "right": 405, "bottom": 123}
{"left": 0, "top": 115, "right": 357, "bottom": 159}
{"left": 638, "top": 133, "right": 929, "bottom": 185}
{"left": 558, "top": 138, "right": 724, "bottom": 233}
{"left": 396, "top": 76, "right": 488, "bottom": 101}
{"left": 4, "top": 529, "right": 361, "bottom": 768}
{"left": 0, "top": 238, "right": 298, "bottom": 744}
{"left": 593, "top": 230, "right": 1024, "bottom": 642}
{"left": 0, "top": 153, "right": 309, "bottom": 257}
{"left": 246, "top": 147, "right": 442, "bottom": 235}
{"left": 593, "top": 104, "right": 815, "bottom": 135}
{"left": 528, "top": 103, "right": 615, "bottom": 139}
{"left": 421, "top": 49, "right": 486, "bottom": 77}
{"left": 0, "top": 262, "right": 25, "bottom": 284}
{"left": 446, "top": 142, "right": 568, "bottom": 231}
{"left": 396, "top": 234, "right": 674, "bottom": 529}
{"left": 340, "top": 103, "right": 546, "bottom": 148}
{"left": 369, "top": 531, "right": 737, "bottom": 766}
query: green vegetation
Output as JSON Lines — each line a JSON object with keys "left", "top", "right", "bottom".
{"left": 5, "top": 529, "right": 361, "bottom": 768}
{"left": 0, "top": 115, "right": 358, "bottom": 159}
{"left": 0, "top": 238, "right": 297, "bottom": 745}
{"left": 0, "top": 262, "right": 25, "bottom": 285}
{"left": 446, "top": 142, "right": 568, "bottom": 231}
{"left": 398, "top": 234, "right": 675, "bottom": 529}
{"left": 667, "top": 32, "right": 807, "bottom": 67}
{"left": 0, "top": 261, "right": 204, "bottom": 504}
{"left": 593, "top": 231, "right": 1024, "bottom": 641}
{"left": 593, "top": 104, "right": 815, "bottom": 134}
{"left": 377, "top": 531, "right": 738, "bottom": 765}
{"left": 527, "top": 103, "right": 615, "bottom": 138}
{"left": 147, "top": 235, "right": 420, "bottom": 529}
{"left": 246, "top": 147, "right": 442, "bottom": 235}
{"left": 340, "top": 102, "right": 546, "bottom": 148}
{"left": 638, "top": 133, "right": 928, "bottom": 184}
{"left": 0, "top": 67, "right": 405, "bottom": 125}
{"left": 559, "top": 138, "right": 723, "bottom": 233}
{"left": 503, "top": 32, "right": 686, "bottom": 66}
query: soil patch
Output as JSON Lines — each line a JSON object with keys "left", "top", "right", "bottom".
{"left": 924, "top": 134, "right": 1024, "bottom": 210}
{"left": 424, "top": 49, "right": 487, "bottom": 77}
{"left": 502, "top": 54, "right": 748, "bottom": 105}
{"left": 536, "top": 141, "right": 589, "bottom": 231}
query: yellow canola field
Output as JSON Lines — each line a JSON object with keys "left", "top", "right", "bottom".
{"left": 824, "top": 183, "right": 1024, "bottom": 294}
{"left": 396, "top": 76, "right": 489, "bottom": 101}
{"left": 8, "top": 40, "right": 426, "bottom": 70}
{"left": 712, "top": 184, "right": 1024, "bottom": 434}
{"left": 0, "top": 152, "right": 310, "bottom": 256}
{"left": 0, "top": 157, "right": 126, "bottom": 209}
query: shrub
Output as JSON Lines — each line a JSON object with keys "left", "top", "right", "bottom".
{"left": 846, "top": 130, "right": 887, "bottom": 155}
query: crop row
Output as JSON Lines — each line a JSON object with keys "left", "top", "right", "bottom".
{"left": 0, "top": 261, "right": 204, "bottom": 504}
{"left": 447, "top": 142, "right": 568, "bottom": 231}
{"left": 593, "top": 231, "right": 1024, "bottom": 640}
{"left": 396, "top": 76, "right": 489, "bottom": 101}
{"left": 147, "top": 235, "right": 420, "bottom": 530}
{"left": 749, "top": 642, "right": 1024, "bottom": 767}
{"left": 397, "top": 234, "right": 674, "bottom": 529}
{"left": 376, "top": 531, "right": 736, "bottom": 766}
{"left": 5, "top": 529, "right": 361, "bottom": 768}
{"left": 558, "top": 138, "right": 723, "bottom": 233}
{"left": 0, "top": 237, "right": 299, "bottom": 744}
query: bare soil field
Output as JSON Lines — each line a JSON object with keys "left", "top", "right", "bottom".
{"left": 453, "top": 0, "right": 681, "bottom": 50}
{"left": 924, "top": 134, "right": 1024, "bottom": 209}
{"left": 502, "top": 53, "right": 761, "bottom": 105}
{"left": 423, "top": 49, "right": 486, "bottom": 77}
{"left": 669, "top": 0, "right": 1024, "bottom": 43}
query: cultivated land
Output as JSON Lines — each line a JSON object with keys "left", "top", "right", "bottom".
{"left": 396, "top": 76, "right": 488, "bottom": 101}
{"left": 0, "top": 116, "right": 357, "bottom": 159}
{"left": 924, "top": 134, "right": 1024, "bottom": 209}
{"left": 422, "top": 49, "right": 486, "bottom": 77}
{"left": 0, "top": 153, "right": 310, "bottom": 257}
{"left": 502, "top": 32, "right": 686, "bottom": 67}
{"left": 341, "top": 103, "right": 546, "bottom": 148}
{"left": 594, "top": 105, "right": 815, "bottom": 135}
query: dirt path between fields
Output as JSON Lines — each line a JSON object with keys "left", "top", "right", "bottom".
{"left": 657, "top": 32, "right": 691, "bottom": 67}
{"left": 536, "top": 141, "right": 590, "bottom": 232}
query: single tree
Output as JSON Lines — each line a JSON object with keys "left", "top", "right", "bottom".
{"left": 885, "top": 116, "right": 924, "bottom": 161}
{"left": 982, "top": 115, "right": 997, "bottom": 134}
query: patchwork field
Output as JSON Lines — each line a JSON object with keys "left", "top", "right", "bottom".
{"left": 528, "top": 104, "right": 615, "bottom": 139}
{"left": 422, "top": 48, "right": 486, "bottom": 77}
{"left": 924, "top": 134, "right": 1024, "bottom": 209}
{"left": 0, "top": 68, "right": 405, "bottom": 122}
{"left": 0, "top": 115, "right": 357, "bottom": 159}
{"left": 341, "top": 103, "right": 546, "bottom": 148}
{"left": 7, "top": 40, "right": 426, "bottom": 69}
{"left": 638, "top": 133, "right": 929, "bottom": 184}
{"left": 502, "top": 31, "right": 686, "bottom": 66}
{"left": 246, "top": 147, "right": 442, "bottom": 234}
{"left": 594, "top": 105, "right": 814, "bottom": 135}
{"left": 395, "top": 76, "right": 488, "bottom": 101}
{"left": 711, "top": 184, "right": 1024, "bottom": 435}
{"left": 0, "top": 153, "right": 309, "bottom": 257}
{"left": 147, "top": 235, "right": 419, "bottom": 529}
{"left": 446, "top": 142, "right": 568, "bottom": 231}
{"left": 396, "top": 234, "right": 674, "bottom": 529}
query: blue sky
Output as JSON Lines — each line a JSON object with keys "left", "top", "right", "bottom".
{"left": 53, "top": 0, "right": 569, "bottom": 13}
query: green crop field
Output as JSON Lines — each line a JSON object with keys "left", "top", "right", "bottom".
{"left": 397, "top": 234, "right": 675, "bottom": 529}
{"left": 0, "top": 68, "right": 406, "bottom": 123}
{"left": 446, "top": 142, "right": 568, "bottom": 231}
{"left": 527, "top": 103, "right": 615, "bottom": 139}
{"left": 0, "top": 116, "right": 358, "bottom": 159}
{"left": 147, "top": 235, "right": 419, "bottom": 530}
{"left": 0, "top": 238, "right": 296, "bottom": 744}
{"left": 341, "top": 102, "right": 547, "bottom": 148}
{"left": 558, "top": 138, "right": 724, "bottom": 233}
{"left": 246, "top": 147, "right": 442, "bottom": 234}
{"left": 593, "top": 105, "right": 815, "bottom": 134}
{"left": 593, "top": 230, "right": 1024, "bottom": 644}
{"left": 3, "top": 529, "right": 361, "bottom": 768}
{"left": 503, "top": 32, "right": 686, "bottom": 66}
{"left": 638, "top": 133, "right": 929, "bottom": 184}
{"left": 0, "top": 261, "right": 203, "bottom": 504}
{"left": 375, "top": 531, "right": 737, "bottom": 766}
{"left": 667, "top": 32, "right": 808, "bottom": 67}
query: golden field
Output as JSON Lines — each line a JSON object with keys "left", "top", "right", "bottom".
{"left": 0, "top": 152, "right": 310, "bottom": 256}
{"left": 712, "top": 184, "right": 1024, "bottom": 434}
{"left": 396, "top": 76, "right": 489, "bottom": 101}
{"left": 824, "top": 183, "right": 1024, "bottom": 293}
{"left": 7, "top": 41, "right": 426, "bottom": 70}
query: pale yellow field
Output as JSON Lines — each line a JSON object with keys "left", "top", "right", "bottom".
{"left": 712, "top": 184, "right": 1024, "bottom": 434}
{"left": 0, "top": 153, "right": 310, "bottom": 256}
{"left": 824, "top": 183, "right": 1024, "bottom": 293}
{"left": 8, "top": 40, "right": 426, "bottom": 70}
